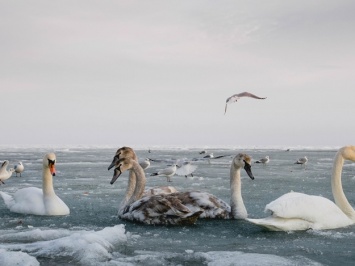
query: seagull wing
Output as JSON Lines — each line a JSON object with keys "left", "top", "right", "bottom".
{"left": 237, "top": 92, "right": 266, "bottom": 100}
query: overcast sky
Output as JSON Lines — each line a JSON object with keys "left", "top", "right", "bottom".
{"left": 1, "top": 1, "right": 354, "bottom": 148}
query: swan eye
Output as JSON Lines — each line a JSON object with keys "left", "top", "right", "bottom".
{"left": 48, "top": 159, "right": 55, "bottom": 165}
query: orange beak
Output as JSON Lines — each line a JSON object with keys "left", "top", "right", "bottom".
{"left": 49, "top": 164, "right": 56, "bottom": 176}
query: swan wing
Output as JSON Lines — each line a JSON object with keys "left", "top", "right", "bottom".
{"left": 178, "top": 191, "right": 231, "bottom": 219}
{"left": 120, "top": 194, "right": 201, "bottom": 225}
{"left": 1, "top": 188, "right": 46, "bottom": 215}
{"left": 143, "top": 186, "right": 178, "bottom": 196}
{"left": 0, "top": 191, "right": 15, "bottom": 209}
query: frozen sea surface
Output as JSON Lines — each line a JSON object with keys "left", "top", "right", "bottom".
{"left": 0, "top": 147, "right": 354, "bottom": 265}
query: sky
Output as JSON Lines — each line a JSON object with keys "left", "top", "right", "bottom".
{"left": 1, "top": 1, "right": 355, "bottom": 149}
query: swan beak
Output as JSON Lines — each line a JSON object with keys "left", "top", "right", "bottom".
{"left": 49, "top": 164, "right": 56, "bottom": 176}
{"left": 108, "top": 157, "right": 118, "bottom": 170}
{"left": 243, "top": 161, "right": 254, "bottom": 180}
{"left": 110, "top": 167, "right": 122, "bottom": 185}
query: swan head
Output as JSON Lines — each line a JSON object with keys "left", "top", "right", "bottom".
{"left": 110, "top": 157, "right": 134, "bottom": 185}
{"left": 44, "top": 153, "right": 56, "bottom": 176}
{"left": 108, "top": 146, "right": 137, "bottom": 170}
{"left": 233, "top": 153, "right": 254, "bottom": 180}
{"left": 340, "top": 146, "right": 355, "bottom": 161}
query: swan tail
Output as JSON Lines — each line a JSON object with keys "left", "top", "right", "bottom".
{"left": 0, "top": 191, "right": 15, "bottom": 209}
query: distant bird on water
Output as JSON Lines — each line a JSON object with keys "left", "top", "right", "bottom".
{"left": 295, "top": 156, "right": 308, "bottom": 164}
{"left": 295, "top": 156, "right": 308, "bottom": 169}
{"left": 255, "top": 156, "right": 270, "bottom": 165}
{"left": 225, "top": 92, "right": 266, "bottom": 114}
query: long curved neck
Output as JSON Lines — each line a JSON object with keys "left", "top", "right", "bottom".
{"left": 331, "top": 152, "right": 355, "bottom": 220}
{"left": 127, "top": 160, "right": 146, "bottom": 206}
{"left": 119, "top": 170, "right": 137, "bottom": 210}
{"left": 230, "top": 165, "right": 247, "bottom": 219}
{"left": 42, "top": 167, "right": 55, "bottom": 196}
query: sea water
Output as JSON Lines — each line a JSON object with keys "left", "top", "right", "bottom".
{"left": 0, "top": 147, "right": 354, "bottom": 265}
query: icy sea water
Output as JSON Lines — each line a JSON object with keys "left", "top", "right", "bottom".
{"left": 0, "top": 147, "right": 354, "bottom": 266}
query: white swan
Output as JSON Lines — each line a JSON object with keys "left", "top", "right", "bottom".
{"left": 112, "top": 150, "right": 255, "bottom": 222}
{"left": 247, "top": 146, "right": 355, "bottom": 231}
{"left": 0, "top": 160, "right": 15, "bottom": 184}
{"left": 108, "top": 147, "right": 178, "bottom": 210}
{"left": 0, "top": 153, "right": 70, "bottom": 216}
{"left": 14, "top": 161, "right": 24, "bottom": 177}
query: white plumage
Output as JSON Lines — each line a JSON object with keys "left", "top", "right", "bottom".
{"left": 175, "top": 162, "right": 198, "bottom": 178}
{"left": 150, "top": 164, "right": 177, "bottom": 182}
{"left": 0, "top": 160, "right": 15, "bottom": 184}
{"left": 14, "top": 161, "right": 24, "bottom": 177}
{"left": 247, "top": 146, "right": 355, "bottom": 231}
{"left": 0, "top": 153, "right": 70, "bottom": 216}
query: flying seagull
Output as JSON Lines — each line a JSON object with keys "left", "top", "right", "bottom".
{"left": 225, "top": 92, "right": 266, "bottom": 114}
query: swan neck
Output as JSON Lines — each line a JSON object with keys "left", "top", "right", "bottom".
{"left": 42, "top": 167, "right": 55, "bottom": 196}
{"left": 230, "top": 164, "right": 247, "bottom": 219}
{"left": 119, "top": 170, "right": 137, "bottom": 211}
{"left": 331, "top": 151, "right": 355, "bottom": 220}
{"left": 127, "top": 161, "right": 146, "bottom": 206}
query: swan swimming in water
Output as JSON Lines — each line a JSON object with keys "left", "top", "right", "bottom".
{"left": 0, "top": 161, "right": 15, "bottom": 184}
{"left": 0, "top": 153, "right": 70, "bottom": 216}
{"left": 108, "top": 147, "right": 178, "bottom": 210}
{"left": 247, "top": 146, "right": 355, "bottom": 231}
{"left": 111, "top": 157, "right": 202, "bottom": 225}
{"left": 113, "top": 149, "right": 255, "bottom": 221}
